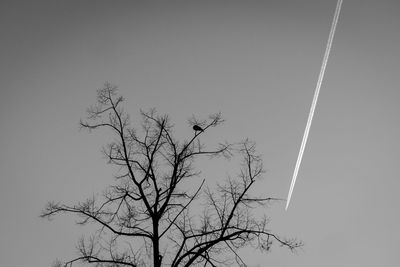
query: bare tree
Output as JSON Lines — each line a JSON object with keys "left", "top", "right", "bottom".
{"left": 41, "top": 83, "right": 302, "bottom": 267}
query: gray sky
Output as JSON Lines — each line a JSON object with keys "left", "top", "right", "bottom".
{"left": 1, "top": 0, "right": 400, "bottom": 266}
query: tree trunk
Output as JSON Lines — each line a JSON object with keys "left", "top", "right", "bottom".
{"left": 153, "top": 218, "right": 161, "bottom": 267}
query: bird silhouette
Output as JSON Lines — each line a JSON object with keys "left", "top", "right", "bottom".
{"left": 193, "top": 125, "right": 204, "bottom": 132}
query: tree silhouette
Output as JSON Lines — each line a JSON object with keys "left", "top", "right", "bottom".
{"left": 41, "top": 83, "right": 302, "bottom": 267}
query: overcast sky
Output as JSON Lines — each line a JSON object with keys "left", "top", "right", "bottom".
{"left": 1, "top": 0, "right": 400, "bottom": 266}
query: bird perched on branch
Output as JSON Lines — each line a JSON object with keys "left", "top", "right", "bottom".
{"left": 193, "top": 125, "right": 204, "bottom": 132}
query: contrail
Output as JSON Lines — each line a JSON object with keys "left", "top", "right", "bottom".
{"left": 285, "top": 0, "right": 343, "bottom": 210}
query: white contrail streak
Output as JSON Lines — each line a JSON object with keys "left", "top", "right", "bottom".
{"left": 285, "top": 0, "right": 343, "bottom": 210}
